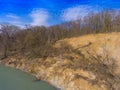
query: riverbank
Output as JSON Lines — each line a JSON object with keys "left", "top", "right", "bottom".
{"left": 0, "top": 65, "right": 57, "bottom": 90}
{"left": 1, "top": 57, "right": 103, "bottom": 90}
{"left": 1, "top": 32, "right": 120, "bottom": 90}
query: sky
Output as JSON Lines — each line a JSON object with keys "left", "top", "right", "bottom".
{"left": 0, "top": 0, "right": 120, "bottom": 27}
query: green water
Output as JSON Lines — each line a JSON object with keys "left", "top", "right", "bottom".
{"left": 0, "top": 65, "right": 56, "bottom": 90}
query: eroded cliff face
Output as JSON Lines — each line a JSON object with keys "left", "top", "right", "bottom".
{"left": 3, "top": 58, "right": 106, "bottom": 90}
{"left": 2, "top": 32, "right": 120, "bottom": 90}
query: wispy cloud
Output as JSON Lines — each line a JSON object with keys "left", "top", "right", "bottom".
{"left": 0, "top": 13, "right": 24, "bottom": 27}
{"left": 30, "top": 9, "right": 49, "bottom": 26}
{"left": 61, "top": 5, "right": 101, "bottom": 21}
{"left": 5, "top": 14, "right": 24, "bottom": 27}
{"left": 6, "top": 14, "right": 20, "bottom": 19}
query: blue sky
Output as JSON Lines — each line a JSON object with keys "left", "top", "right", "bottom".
{"left": 0, "top": 0, "right": 120, "bottom": 27}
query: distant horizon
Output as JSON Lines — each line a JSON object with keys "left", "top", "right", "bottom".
{"left": 0, "top": 0, "right": 120, "bottom": 27}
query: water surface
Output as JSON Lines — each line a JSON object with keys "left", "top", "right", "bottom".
{"left": 0, "top": 65, "right": 56, "bottom": 90}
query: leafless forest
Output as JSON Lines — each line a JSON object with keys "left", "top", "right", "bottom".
{"left": 0, "top": 10, "right": 120, "bottom": 59}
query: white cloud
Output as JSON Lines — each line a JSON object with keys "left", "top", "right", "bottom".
{"left": 61, "top": 5, "right": 101, "bottom": 21}
{"left": 30, "top": 9, "right": 49, "bottom": 26}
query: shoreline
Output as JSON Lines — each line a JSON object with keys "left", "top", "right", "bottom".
{"left": 0, "top": 62, "right": 60, "bottom": 90}
{"left": 0, "top": 57, "right": 106, "bottom": 90}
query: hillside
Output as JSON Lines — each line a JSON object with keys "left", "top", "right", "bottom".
{"left": 2, "top": 32, "right": 120, "bottom": 90}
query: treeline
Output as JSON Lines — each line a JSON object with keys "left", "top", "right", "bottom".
{"left": 0, "top": 10, "right": 120, "bottom": 59}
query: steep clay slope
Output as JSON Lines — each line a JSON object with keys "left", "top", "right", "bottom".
{"left": 55, "top": 32, "right": 120, "bottom": 72}
{"left": 2, "top": 32, "right": 120, "bottom": 90}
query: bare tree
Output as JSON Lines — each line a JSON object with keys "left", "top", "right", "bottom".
{"left": 0, "top": 24, "right": 19, "bottom": 59}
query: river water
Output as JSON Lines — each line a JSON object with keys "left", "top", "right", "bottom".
{"left": 0, "top": 65, "right": 57, "bottom": 90}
